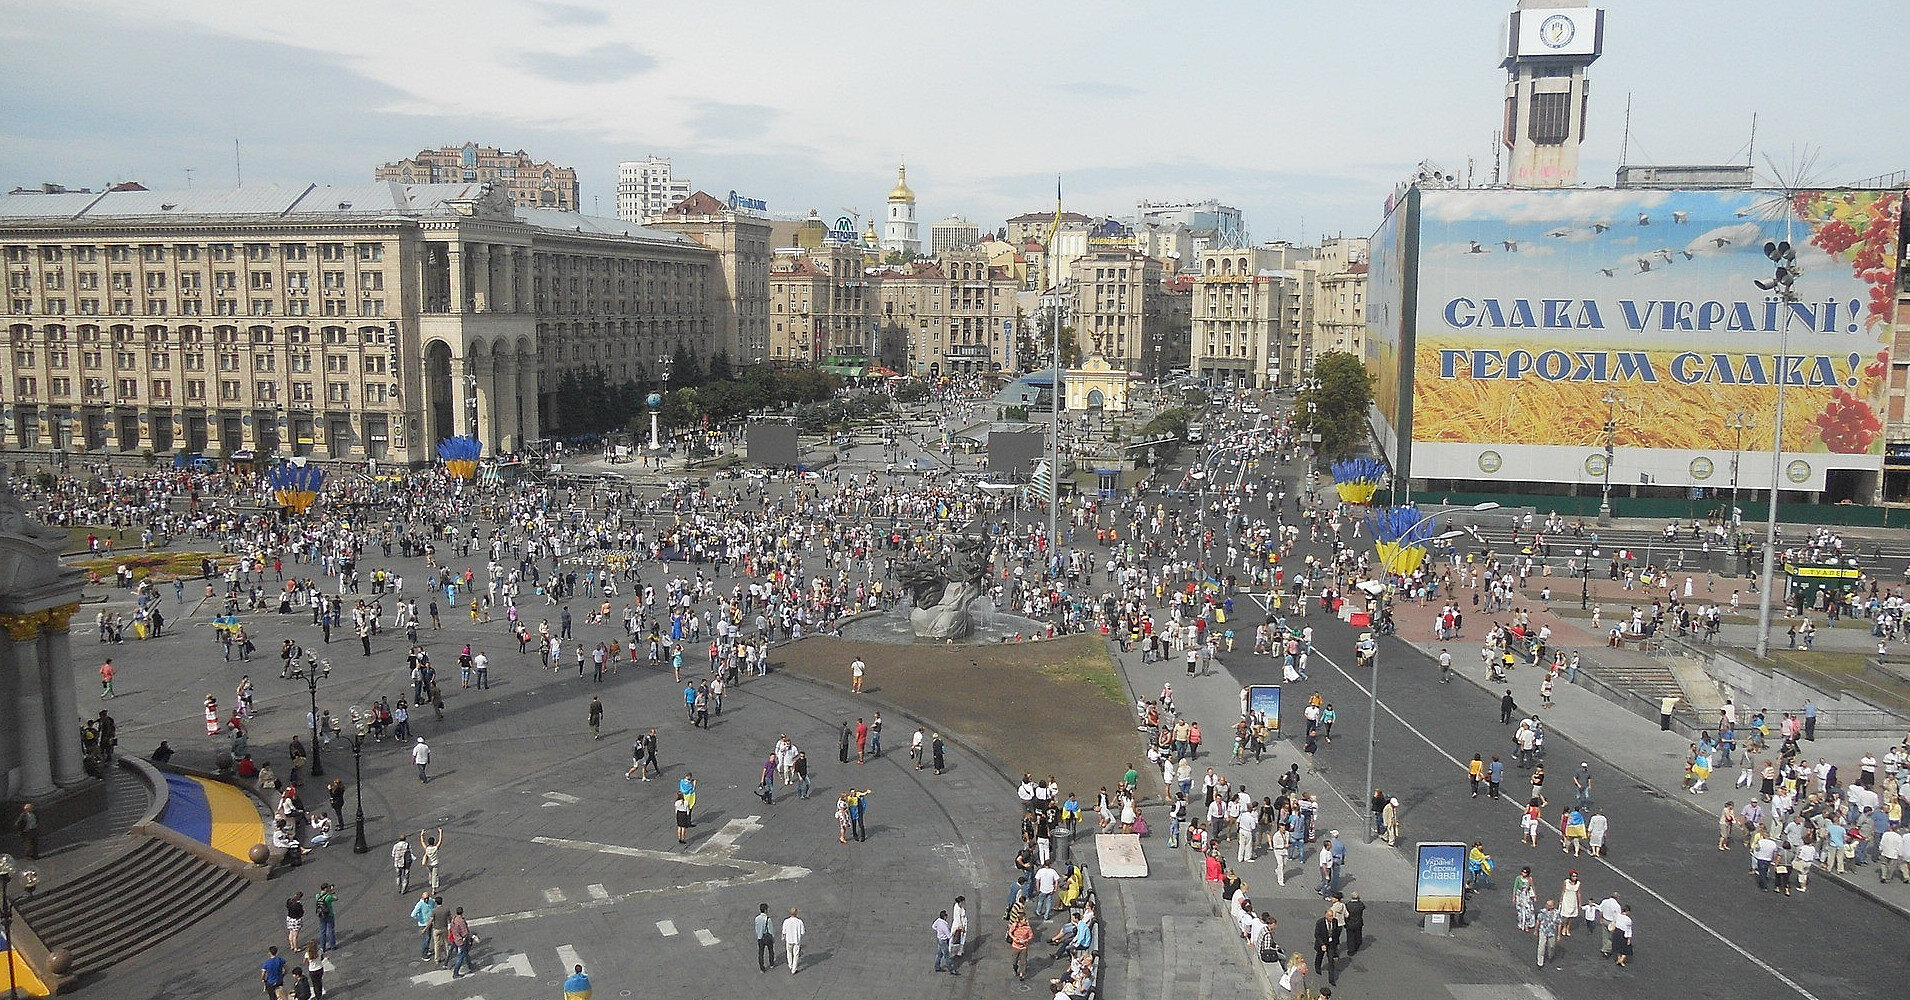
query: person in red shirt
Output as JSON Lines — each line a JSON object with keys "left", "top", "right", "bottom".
{"left": 99, "top": 658, "right": 116, "bottom": 698}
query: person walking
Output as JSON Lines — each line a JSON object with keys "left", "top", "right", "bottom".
{"left": 675, "top": 792, "right": 692, "bottom": 845}
{"left": 392, "top": 837, "right": 413, "bottom": 893}
{"left": 314, "top": 882, "right": 338, "bottom": 952}
{"left": 302, "top": 942, "right": 330, "bottom": 999}
{"left": 410, "top": 892, "right": 437, "bottom": 960}
{"left": 782, "top": 907, "right": 806, "bottom": 974}
{"left": 419, "top": 828, "right": 445, "bottom": 894}
{"left": 411, "top": 737, "right": 432, "bottom": 782}
{"left": 754, "top": 903, "right": 776, "bottom": 972}
{"left": 588, "top": 697, "right": 603, "bottom": 739}
{"left": 562, "top": 965, "right": 592, "bottom": 1000}
{"left": 284, "top": 891, "right": 305, "bottom": 954}
{"left": 1343, "top": 892, "right": 1366, "bottom": 956}
{"left": 1008, "top": 911, "right": 1035, "bottom": 981}
{"left": 1535, "top": 898, "right": 1561, "bottom": 968}
{"left": 445, "top": 906, "right": 474, "bottom": 977}
{"left": 261, "top": 946, "right": 287, "bottom": 1000}
{"left": 13, "top": 803, "right": 38, "bottom": 860}
{"left": 99, "top": 658, "right": 117, "bottom": 698}
{"left": 850, "top": 656, "right": 866, "bottom": 694}
{"left": 1312, "top": 909, "right": 1341, "bottom": 987}
{"left": 949, "top": 895, "right": 968, "bottom": 969}
{"left": 933, "top": 910, "right": 956, "bottom": 974}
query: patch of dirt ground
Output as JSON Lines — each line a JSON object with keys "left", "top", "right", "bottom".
{"left": 775, "top": 634, "right": 1145, "bottom": 805}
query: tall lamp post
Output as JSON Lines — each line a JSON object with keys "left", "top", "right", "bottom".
{"left": 1597, "top": 390, "right": 1621, "bottom": 526}
{"left": 0, "top": 854, "right": 39, "bottom": 1000}
{"left": 1725, "top": 409, "right": 1753, "bottom": 532}
{"left": 306, "top": 672, "right": 324, "bottom": 777}
{"left": 350, "top": 733, "right": 369, "bottom": 854}
{"left": 1362, "top": 502, "right": 1500, "bottom": 841}
{"left": 462, "top": 370, "right": 478, "bottom": 439}
{"left": 1752, "top": 235, "right": 1800, "bottom": 660}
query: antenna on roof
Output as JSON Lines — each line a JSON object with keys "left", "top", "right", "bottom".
{"left": 184, "top": 167, "right": 194, "bottom": 190}
{"left": 1619, "top": 92, "right": 1632, "bottom": 165}
{"left": 235, "top": 138, "right": 243, "bottom": 188}
{"left": 1747, "top": 112, "right": 1758, "bottom": 167}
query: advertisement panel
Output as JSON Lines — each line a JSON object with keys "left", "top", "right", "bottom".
{"left": 1246, "top": 684, "right": 1281, "bottom": 733}
{"left": 1508, "top": 6, "right": 1603, "bottom": 58}
{"left": 1410, "top": 187, "right": 1901, "bottom": 490}
{"left": 1415, "top": 841, "right": 1468, "bottom": 913}
{"left": 1365, "top": 191, "right": 1415, "bottom": 474}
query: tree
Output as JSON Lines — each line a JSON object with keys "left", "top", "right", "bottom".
{"left": 1298, "top": 351, "right": 1374, "bottom": 460}
{"left": 707, "top": 352, "right": 733, "bottom": 384}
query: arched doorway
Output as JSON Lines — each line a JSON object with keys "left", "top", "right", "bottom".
{"left": 425, "top": 340, "right": 454, "bottom": 445}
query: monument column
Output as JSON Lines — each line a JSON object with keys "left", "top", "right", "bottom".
{"left": 493, "top": 354, "right": 519, "bottom": 453}
{"left": 447, "top": 243, "right": 466, "bottom": 314}
{"left": 3, "top": 612, "right": 56, "bottom": 798}
{"left": 42, "top": 602, "right": 86, "bottom": 787}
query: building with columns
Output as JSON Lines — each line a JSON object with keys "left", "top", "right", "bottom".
{"left": 0, "top": 181, "right": 725, "bottom": 461}
{"left": 0, "top": 478, "right": 92, "bottom": 833}
{"left": 1067, "top": 248, "right": 1164, "bottom": 376}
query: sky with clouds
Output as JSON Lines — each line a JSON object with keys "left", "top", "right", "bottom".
{"left": 3, "top": 0, "right": 1904, "bottom": 245}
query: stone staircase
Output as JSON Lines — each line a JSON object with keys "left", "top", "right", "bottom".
{"left": 12, "top": 836, "right": 251, "bottom": 979}
{"left": 1586, "top": 657, "right": 1687, "bottom": 706}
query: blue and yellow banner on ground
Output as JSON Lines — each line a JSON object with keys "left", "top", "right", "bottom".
{"left": 1415, "top": 842, "right": 1467, "bottom": 913}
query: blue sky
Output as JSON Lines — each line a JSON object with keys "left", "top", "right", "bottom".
{"left": 3, "top": 1, "right": 1903, "bottom": 244}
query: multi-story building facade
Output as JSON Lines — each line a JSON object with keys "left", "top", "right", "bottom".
{"left": 374, "top": 143, "right": 580, "bottom": 212}
{"left": 929, "top": 216, "right": 979, "bottom": 255}
{"left": 1005, "top": 211, "right": 1089, "bottom": 248}
{"left": 876, "top": 250, "right": 1018, "bottom": 377}
{"left": 0, "top": 182, "right": 722, "bottom": 461}
{"left": 1299, "top": 236, "right": 1367, "bottom": 366}
{"left": 767, "top": 245, "right": 875, "bottom": 370}
{"left": 617, "top": 156, "right": 692, "bottom": 223}
{"left": 650, "top": 191, "right": 772, "bottom": 365}
{"left": 1068, "top": 248, "right": 1163, "bottom": 374}
{"left": 1191, "top": 248, "right": 1292, "bottom": 390}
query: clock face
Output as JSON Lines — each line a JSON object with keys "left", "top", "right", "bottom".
{"left": 1538, "top": 13, "right": 1576, "bottom": 48}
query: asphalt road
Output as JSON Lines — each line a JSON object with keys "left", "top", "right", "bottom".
{"left": 1165, "top": 406, "right": 1906, "bottom": 1000}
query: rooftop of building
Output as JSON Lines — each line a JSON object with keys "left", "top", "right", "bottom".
{"left": 0, "top": 182, "right": 701, "bottom": 247}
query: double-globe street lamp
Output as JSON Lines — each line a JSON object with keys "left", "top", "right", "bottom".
{"left": 350, "top": 733, "right": 370, "bottom": 854}
{"left": 0, "top": 854, "right": 39, "bottom": 1000}
{"left": 1360, "top": 502, "right": 1501, "bottom": 842}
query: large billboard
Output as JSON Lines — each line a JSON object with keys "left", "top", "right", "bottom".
{"left": 745, "top": 423, "right": 799, "bottom": 466}
{"left": 1404, "top": 187, "right": 1901, "bottom": 490}
{"left": 1365, "top": 190, "right": 1416, "bottom": 474}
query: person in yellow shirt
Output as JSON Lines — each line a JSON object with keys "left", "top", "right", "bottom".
{"left": 1469, "top": 754, "right": 1486, "bottom": 797}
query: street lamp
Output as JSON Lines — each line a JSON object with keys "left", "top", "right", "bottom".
{"left": 306, "top": 671, "right": 324, "bottom": 778}
{"left": 1362, "top": 502, "right": 1499, "bottom": 841}
{"left": 1725, "top": 409, "right": 1753, "bottom": 534}
{"left": 0, "top": 854, "right": 39, "bottom": 1000}
{"left": 1597, "top": 390, "right": 1622, "bottom": 526}
{"left": 350, "top": 733, "right": 369, "bottom": 854}
{"left": 1752, "top": 235, "right": 1801, "bottom": 660}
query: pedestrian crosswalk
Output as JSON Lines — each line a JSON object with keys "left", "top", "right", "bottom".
{"left": 409, "top": 929, "right": 724, "bottom": 995}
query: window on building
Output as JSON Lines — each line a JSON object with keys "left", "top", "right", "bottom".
{"left": 1528, "top": 91, "right": 1571, "bottom": 145}
{"left": 150, "top": 378, "right": 171, "bottom": 399}
{"left": 219, "top": 379, "right": 241, "bottom": 400}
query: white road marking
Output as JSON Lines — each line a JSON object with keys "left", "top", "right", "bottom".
{"left": 656, "top": 920, "right": 678, "bottom": 936}
{"left": 585, "top": 883, "right": 610, "bottom": 900}
{"left": 469, "top": 837, "right": 811, "bottom": 928}
{"left": 555, "top": 945, "right": 585, "bottom": 976}
{"left": 487, "top": 952, "right": 536, "bottom": 978}
{"left": 543, "top": 888, "right": 567, "bottom": 903}
{"left": 1313, "top": 646, "right": 1823, "bottom": 1000}
{"left": 698, "top": 814, "right": 764, "bottom": 854}
{"left": 694, "top": 928, "right": 720, "bottom": 946}
{"left": 543, "top": 791, "right": 580, "bottom": 804}
{"left": 410, "top": 969, "right": 455, "bottom": 987}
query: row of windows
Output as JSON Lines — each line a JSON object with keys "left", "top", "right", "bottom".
{"left": 9, "top": 376, "right": 384, "bottom": 404}
{"left": 8, "top": 297, "right": 385, "bottom": 317}
{"left": 3, "top": 243, "right": 384, "bottom": 264}
{"left": 9, "top": 349, "right": 388, "bottom": 373}
{"left": 8, "top": 323, "right": 389, "bottom": 345}
{"left": 6, "top": 270, "right": 382, "bottom": 294}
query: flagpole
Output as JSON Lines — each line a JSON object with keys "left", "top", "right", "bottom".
{"left": 1049, "top": 176, "right": 1063, "bottom": 579}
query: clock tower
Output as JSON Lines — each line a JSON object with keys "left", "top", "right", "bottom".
{"left": 1501, "top": 2, "right": 1604, "bottom": 188}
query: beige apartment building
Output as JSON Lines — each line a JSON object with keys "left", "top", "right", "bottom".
{"left": 0, "top": 182, "right": 724, "bottom": 461}
{"left": 1191, "top": 247, "right": 1296, "bottom": 390}
{"left": 876, "top": 250, "right": 1019, "bottom": 377}
{"left": 651, "top": 191, "right": 772, "bottom": 365}
{"left": 1307, "top": 236, "right": 1368, "bottom": 360}
{"left": 767, "top": 244, "right": 875, "bottom": 371}
{"left": 375, "top": 143, "right": 580, "bottom": 212}
{"left": 1068, "top": 248, "right": 1164, "bottom": 376}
